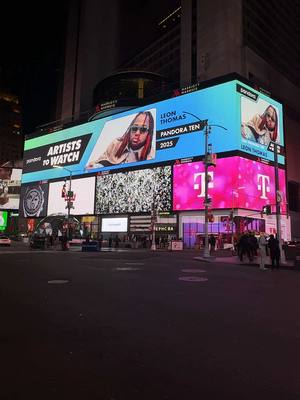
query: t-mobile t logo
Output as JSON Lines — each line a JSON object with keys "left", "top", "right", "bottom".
{"left": 194, "top": 172, "right": 214, "bottom": 197}
{"left": 257, "top": 174, "right": 270, "bottom": 199}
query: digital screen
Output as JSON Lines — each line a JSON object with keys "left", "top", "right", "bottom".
{"left": 173, "top": 156, "right": 286, "bottom": 212}
{"left": 95, "top": 166, "right": 171, "bottom": 214}
{"left": 21, "top": 79, "right": 284, "bottom": 185}
{"left": 47, "top": 176, "right": 95, "bottom": 215}
{"left": 101, "top": 217, "right": 128, "bottom": 232}
{"left": 0, "top": 168, "right": 22, "bottom": 210}
{"left": 20, "top": 182, "right": 49, "bottom": 217}
{"left": 239, "top": 83, "right": 284, "bottom": 164}
{"left": 0, "top": 211, "right": 8, "bottom": 230}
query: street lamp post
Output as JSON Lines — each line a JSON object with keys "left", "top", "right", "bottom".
{"left": 183, "top": 111, "right": 227, "bottom": 258}
{"left": 203, "top": 122, "right": 211, "bottom": 258}
{"left": 273, "top": 143, "right": 281, "bottom": 242}
{"left": 151, "top": 202, "right": 157, "bottom": 251}
{"left": 231, "top": 187, "right": 245, "bottom": 244}
{"left": 151, "top": 186, "right": 159, "bottom": 251}
{"left": 53, "top": 165, "right": 73, "bottom": 240}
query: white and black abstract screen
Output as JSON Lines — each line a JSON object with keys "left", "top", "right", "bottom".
{"left": 95, "top": 166, "right": 172, "bottom": 214}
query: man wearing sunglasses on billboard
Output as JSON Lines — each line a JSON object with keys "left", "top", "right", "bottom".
{"left": 87, "top": 111, "right": 155, "bottom": 168}
{"left": 241, "top": 105, "right": 279, "bottom": 146}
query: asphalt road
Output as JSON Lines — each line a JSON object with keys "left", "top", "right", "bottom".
{"left": 1, "top": 246, "right": 300, "bottom": 399}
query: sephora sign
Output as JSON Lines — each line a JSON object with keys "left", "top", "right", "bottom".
{"left": 173, "top": 156, "right": 286, "bottom": 213}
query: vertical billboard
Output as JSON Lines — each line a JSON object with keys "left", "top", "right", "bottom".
{"left": 173, "top": 156, "right": 286, "bottom": 213}
{"left": 0, "top": 168, "right": 22, "bottom": 210}
{"left": 237, "top": 83, "right": 284, "bottom": 164}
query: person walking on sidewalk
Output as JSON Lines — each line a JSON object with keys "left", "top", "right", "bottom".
{"left": 258, "top": 232, "right": 268, "bottom": 270}
{"left": 208, "top": 234, "right": 216, "bottom": 255}
{"left": 268, "top": 234, "right": 281, "bottom": 269}
{"left": 238, "top": 233, "right": 251, "bottom": 262}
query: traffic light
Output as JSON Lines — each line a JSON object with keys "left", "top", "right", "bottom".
{"left": 262, "top": 205, "right": 271, "bottom": 215}
{"left": 203, "top": 197, "right": 212, "bottom": 206}
{"left": 61, "top": 183, "right": 67, "bottom": 198}
{"left": 208, "top": 214, "right": 214, "bottom": 223}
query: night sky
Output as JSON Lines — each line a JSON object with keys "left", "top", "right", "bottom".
{"left": 0, "top": 1, "right": 68, "bottom": 135}
{"left": 1, "top": 0, "right": 179, "bottom": 135}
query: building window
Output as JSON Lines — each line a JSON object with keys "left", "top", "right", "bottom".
{"left": 288, "top": 181, "right": 300, "bottom": 212}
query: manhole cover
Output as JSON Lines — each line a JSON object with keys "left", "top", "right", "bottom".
{"left": 178, "top": 276, "right": 208, "bottom": 282}
{"left": 48, "top": 280, "right": 70, "bottom": 284}
{"left": 181, "top": 269, "right": 206, "bottom": 273}
{"left": 115, "top": 267, "right": 141, "bottom": 271}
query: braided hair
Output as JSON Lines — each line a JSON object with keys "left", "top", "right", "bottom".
{"left": 115, "top": 112, "right": 154, "bottom": 161}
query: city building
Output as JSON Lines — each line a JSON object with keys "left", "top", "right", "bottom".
{"left": 0, "top": 91, "right": 23, "bottom": 165}
{"left": 0, "top": 91, "right": 23, "bottom": 236}
{"left": 20, "top": 76, "right": 290, "bottom": 247}
{"left": 20, "top": 0, "right": 299, "bottom": 242}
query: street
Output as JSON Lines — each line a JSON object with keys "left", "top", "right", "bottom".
{"left": 1, "top": 246, "right": 300, "bottom": 399}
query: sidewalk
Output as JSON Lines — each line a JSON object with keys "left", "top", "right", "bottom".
{"left": 194, "top": 250, "right": 296, "bottom": 270}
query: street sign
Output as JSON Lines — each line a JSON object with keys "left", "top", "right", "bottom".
{"left": 203, "top": 197, "right": 212, "bottom": 206}
{"left": 267, "top": 142, "right": 285, "bottom": 156}
{"left": 276, "top": 190, "right": 283, "bottom": 203}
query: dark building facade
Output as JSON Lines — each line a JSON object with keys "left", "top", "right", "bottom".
{"left": 50, "top": 0, "right": 300, "bottom": 239}
{"left": 0, "top": 91, "right": 23, "bottom": 165}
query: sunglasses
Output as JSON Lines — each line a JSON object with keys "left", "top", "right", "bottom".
{"left": 130, "top": 125, "right": 149, "bottom": 133}
{"left": 265, "top": 112, "right": 276, "bottom": 122}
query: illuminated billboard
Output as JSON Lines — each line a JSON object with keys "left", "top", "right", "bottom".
{"left": 47, "top": 176, "right": 95, "bottom": 216}
{"left": 95, "top": 166, "right": 171, "bottom": 214}
{"left": 101, "top": 217, "right": 128, "bottom": 232}
{"left": 239, "top": 83, "right": 284, "bottom": 163}
{"left": 0, "top": 211, "right": 8, "bottom": 230}
{"left": 21, "top": 79, "right": 284, "bottom": 184}
{"left": 173, "top": 156, "right": 286, "bottom": 213}
{"left": 0, "top": 168, "right": 22, "bottom": 210}
{"left": 20, "top": 182, "right": 49, "bottom": 217}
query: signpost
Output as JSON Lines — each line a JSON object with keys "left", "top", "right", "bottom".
{"left": 267, "top": 141, "right": 284, "bottom": 242}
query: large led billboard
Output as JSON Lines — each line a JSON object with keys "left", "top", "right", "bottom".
{"left": 0, "top": 168, "right": 22, "bottom": 210}
{"left": 21, "top": 79, "right": 284, "bottom": 184}
{"left": 95, "top": 166, "right": 171, "bottom": 214}
{"left": 173, "top": 156, "right": 286, "bottom": 213}
{"left": 47, "top": 176, "right": 95, "bottom": 216}
{"left": 238, "top": 83, "right": 284, "bottom": 163}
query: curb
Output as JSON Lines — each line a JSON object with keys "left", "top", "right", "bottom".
{"left": 194, "top": 256, "right": 297, "bottom": 269}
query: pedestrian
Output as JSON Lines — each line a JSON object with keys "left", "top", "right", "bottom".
{"left": 248, "top": 231, "right": 258, "bottom": 261}
{"left": 115, "top": 234, "right": 120, "bottom": 248}
{"left": 258, "top": 232, "right": 268, "bottom": 271}
{"left": 108, "top": 235, "right": 113, "bottom": 248}
{"left": 98, "top": 235, "right": 103, "bottom": 251}
{"left": 238, "top": 233, "right": 251, "bottom": 262}
{"left": 61, "top": 234, "right": 68, "bottom": 251}
{"left": 208, "top": 234, "right": 216, "bottom": 255}
{"left": 49, "top": 234, "right": 54, "bottom": 247}
{"left": 268, "top": 234, "right": 281, "bottom": 269}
